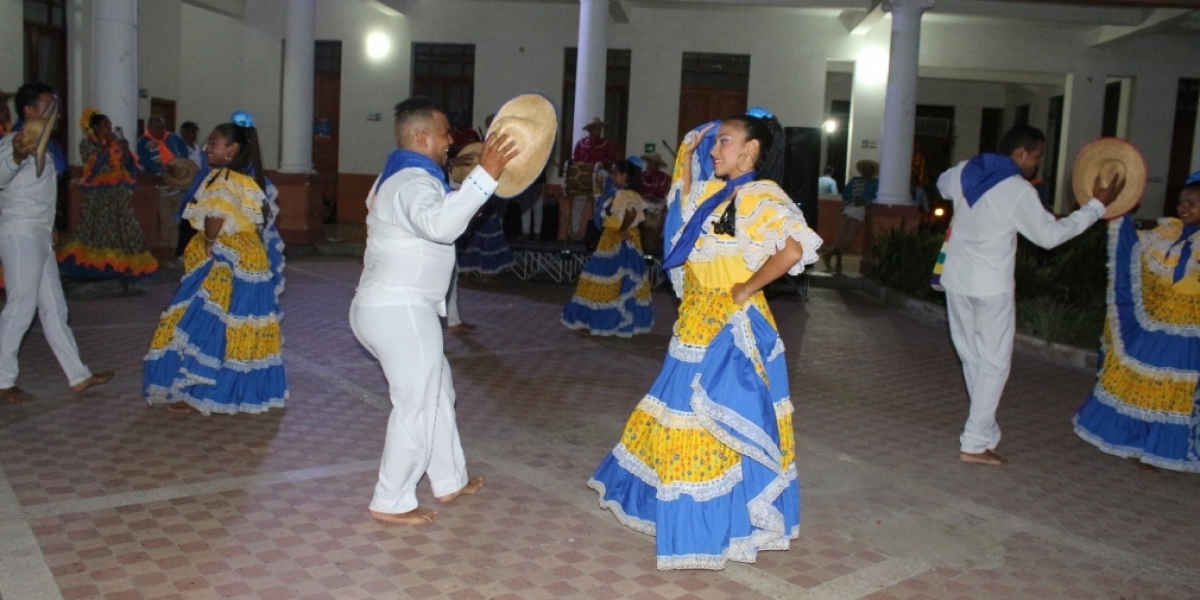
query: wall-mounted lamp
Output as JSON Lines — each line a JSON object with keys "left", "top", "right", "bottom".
{"left": 366, "top": 32, "right": 391, "bottom": 60}
{"left": 823, "top": 118, "right": 838, "bottom": 134}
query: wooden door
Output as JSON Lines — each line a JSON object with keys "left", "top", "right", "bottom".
{"left": 677, "top": 88, "right": 746, "bottom": 141}
{"left": 314, "top": 71, "right": 341, "bottom": 219}
{"left": 150, "top": 98, "right": 176, "bottom": 132}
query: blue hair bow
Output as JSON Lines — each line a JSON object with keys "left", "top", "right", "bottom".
{"left": 231, "top": 110, "right": 255, "bottom": 128}
{"left": 1187, "top": 170, "right": 1200, "bottom": 186}
{"left": 627, "top": 155, "right": 646, "bottom": 171}
{"left": 746, "top": 106, "right": 774, "bottom": 120}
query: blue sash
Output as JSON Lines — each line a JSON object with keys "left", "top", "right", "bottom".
{"left": 661, "top": 171, "right": 756, "bottom": 270}
{"left": 376, "top": 149, "right": 450, "bottom": 194}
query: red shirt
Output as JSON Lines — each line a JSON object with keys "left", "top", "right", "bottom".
{"left": 572, "top": 136, "right": 620, "bottom": 165}
{"left": 641, "top": 169, "right": 670, "bottom": 201}
{"left": 452, "top": 127, "right": 481, "bottom": 148}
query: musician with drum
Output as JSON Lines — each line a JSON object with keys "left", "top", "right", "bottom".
{"left": 562, "top": 117, "right": 620, "bottom": 242}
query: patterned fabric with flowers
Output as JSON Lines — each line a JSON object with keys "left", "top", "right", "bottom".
{"left": 1074, "top": 215, "right": 1200, "bottom": 472}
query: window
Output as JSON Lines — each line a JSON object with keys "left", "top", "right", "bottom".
{"left": 412, "top": 43, "right": 475, "bottom": 125}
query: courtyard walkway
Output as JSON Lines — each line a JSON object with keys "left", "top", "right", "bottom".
{"left": 0, "top": 256, "right": 1196, "bottom": 600}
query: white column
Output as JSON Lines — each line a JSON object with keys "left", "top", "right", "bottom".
{"left": 92, "top": 0, "right": 138, "bottom": 138}
{"left": 279, "top": 0, "right": 315, "bottom": 174}
{"left": 1054, "top": 70, "right": 1106, "bottom": 213}
{"left": 875, "top": 0, "right": 934, "bottom": 205}
{"left": 572, "top": 0, "right": 609, "bottom": 149}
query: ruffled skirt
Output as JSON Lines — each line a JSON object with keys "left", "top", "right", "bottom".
{"left": 561, "top": 227, "right": 653, "bottom": 337}
{"left": 143, "top": 224, "right": 287, "bottom": 415}
{"left": 458, "top": 211, "right": 514, "bottom": 276}
{"left": 57, "top": 185, "right": 158, "bottom": 280}
{"left": 1073, "top": 216, "right": 1200, "bottom": 472}
{"left": 588, "top": 301, "right": 800, "bottom": 569}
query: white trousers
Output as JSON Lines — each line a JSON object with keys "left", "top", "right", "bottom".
{"left": 515, "top": 185, "right": 543, "bottom": 235}
{"left": 350, "top": 303, "right": 468, "bottom": 513}
{"left": 445, "top": 264, "right": 462, "bottom": 327}
{"left": 946, "top": 291, "right": 1015, "bottom": 454}
{"left": 0, "top": 233, "right": 92, "bottom": 388}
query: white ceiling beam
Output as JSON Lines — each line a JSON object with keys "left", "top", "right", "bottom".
{"left": 360, "top": 0, "right": 407, "bottom": 17}
{"left": 840, "top": 0, "right": 885, "bottom": 35}
{"left": 1089, "top": 8, "right": 1193, "bottom": 46}
{"left": 610, "top": 0, "right": 631, "bottom": 23}
{"left": 180, "top": 0, "right": 245, "bottom": 18}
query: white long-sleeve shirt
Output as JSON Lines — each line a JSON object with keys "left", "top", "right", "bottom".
{"left": 936, "top": 159, "right": 1104, "bottom": 297}
{"left": 0, "top": 133, "right": 58, "bottom": 238}
{"left": 353, "top": 165, "right": 497, "bottom": 312}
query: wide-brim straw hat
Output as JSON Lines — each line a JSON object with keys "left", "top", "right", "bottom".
{"left": 582, "top": 117, "right": 605, "bottom": 132}
{"left": 20, "top": 95, "right": 60, "bottom": 178}
{"left": 641, "top": 152, "right": 666, "bottom": 168}
{"left": 1072, "top": 137, "right": 1145, "bottom": 219}
{"left": 163, "top": 157, "right": 199, "bottom": 190}
{"left": 487, "top": 93, "right": 557, "bottom": 198}
{"left": 450, "top": 141, "right": 483, "bottom": 185}
{"left": 855, "top": 159, "right": 879, "bottom": 177}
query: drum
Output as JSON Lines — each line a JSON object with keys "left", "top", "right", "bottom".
{"left": 565, "top": 162, "right": 594, "bottom": 198}
{"left": 641, "top": 201, "right": 667, "bottom": 257}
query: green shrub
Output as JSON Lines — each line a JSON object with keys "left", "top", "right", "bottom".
{"left": 868, "top": 225, "right": 946, "bottom": 304}
{"left": 869, "top": 221, "right": 1108, "bottom": 347}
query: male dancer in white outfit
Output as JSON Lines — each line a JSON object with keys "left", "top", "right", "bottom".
{"left": 350, "top": 97, "right": 517, "bottom": 524}
{"left": 0, "top": 83, "right": 113, "bottom": 403}
{"left": 937, "top": 125, "right": 1122, "bottom": 465}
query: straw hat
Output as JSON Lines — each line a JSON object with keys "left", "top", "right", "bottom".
{"left": 450, "top": 141, "right": 483, "bottom": 185}
{"left": 641, "top": 152, "right": 666, "bottom": 168}
{"left": 487, "top": 93, "right": 557, "bottom": 198}
{"left": 163, "top": 157, "right": 199, "bottom": 190}
{"left": 19, "top": 95, "right": 60, "bottom": 178}
{"left": 855, "top": 159, "right": 879, "bottom": 177}
{"left": 1072, "top": 137, "right": 1145, "bottom": 219}
{"left": 582, "top": 117, "right": 605, "bottom": 132}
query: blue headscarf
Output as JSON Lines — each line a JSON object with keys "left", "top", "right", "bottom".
{"left": 961, "top": 153, "right": 1021, "bottom": 208}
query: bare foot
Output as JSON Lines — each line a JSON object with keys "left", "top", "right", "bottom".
{"left": 70, "top": 371, "right": 114, "bottom": 393}
{"left": 167, "top": 401, "right": 195, "bottom": 414}
{"left": 447, "top": 323, "right": 477, "bottom": 333}
{"left": 0, "top": 386, "right": 35, "bottom": 403}
{"left": 369, "top": 507, "right": 438, "bottom": 525}
{"left": 437, "top": 477, "right": 484, "bottom": 504}
{"left": 959, "top": 450, "right": 1006, "bottom": 466}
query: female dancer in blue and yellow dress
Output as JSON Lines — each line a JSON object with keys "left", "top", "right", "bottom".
{"left": 143, "top": 112, "right": 287, "bottom": 415}
{"left": 1073, "top": 173, "right": 1200, "bottom": 473}
{"left": 57, "top": 107, "right": 157, "bottom": 280}
{"left": 561, "top": 158, "right": 654, "bottom": 337}
{"left": 588, "top": 109, "right": 822, "bottom": 569}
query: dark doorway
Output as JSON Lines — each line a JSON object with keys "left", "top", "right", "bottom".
{"left": 913, "top": 105, "right": 955, "bottom": 199}
{"left": 314, "top": 40, "right": 342, "bottom": 223}
{"left": 1014, "top": 104, "right": 1030, "bottom": 128}
{"left": 24, "top": 0, "right": 69, "bottom": 230}
{"left": 412, "top": 43, "right": 475, "bottom": 126}
{"left": 1044, "top": 94, "right": 1065, "bottom": 210}
{"left": 150, "top": 98, "right": 176, "bottom": 132}
{"left": 678, "top": 52, "right": 749, "bottom": 141}
{"left": 1102, "top": 80, "right": 1123, "bottom": 138}
{"left": 980, "top": 107, "right": 1004, "bottom": 154}
{"left": 1166, "top": 78, "right": 1199, "bottom": 217}
{"left": 561, "top": 48, "right": 631, "bottom": 171}
{"left": 827, "top": 99, "right": 850, "bottom": 188}
{"left": 783, "top": 127, "right": 822, "bottom": 228}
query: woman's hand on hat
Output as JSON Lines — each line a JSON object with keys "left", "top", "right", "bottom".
{"left": 479, "top": 132, "right": 519, "bottom": 180}
{"left": 1092, "top": 173, "right": 1126, "bottom": 207}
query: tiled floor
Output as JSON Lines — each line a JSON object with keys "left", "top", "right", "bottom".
{"left": 1, "top": 255, "right": 1197, "bottom": 600}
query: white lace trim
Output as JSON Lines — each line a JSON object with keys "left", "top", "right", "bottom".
{"left": 1073, "top": 416, "right": 1200, "bottom": 473}
{"left": 1088, "top": 385, "right": 1194, "bottom": 425}
{"left": 610, "top": 443, "right": 744, "bottom": 502}
{"left": 668, "top": 337, "right": 707, "bottom": 363}
{"left": 767, "top": 336, "right": 786, "bottom": 362}
{"left": 145, "top": 384, "right": 287, "bottom": 417}
{"left": 184, "top": 186, "right": 265, "bottom": 235}
{"left": 587, "top": 478, "right": 656, "bottom": 535}
{"left": 1125, "top": 234, "right": 1200, "bottom": 338}
{"left": 690, "top": 374, "right": 784, "bottom": 476}
{"left": 637, "top": 395, "right": 707, "bottom": 429}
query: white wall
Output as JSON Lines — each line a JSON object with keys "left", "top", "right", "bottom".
{"left": 0, "top": 0, "right": 23, "bottom": 102}
{"left": 138, "top": 0, "right": 182, "bottom": 122}
{"left": 11, "top": 0, "right": 1200, "bottom": 214}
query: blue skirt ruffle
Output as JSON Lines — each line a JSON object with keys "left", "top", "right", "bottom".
{"left": 588, "top": 306, "right": 800, "bottom": 569}
{"left": 561, "top": 228, "right": 653, "bottom": 337}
